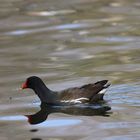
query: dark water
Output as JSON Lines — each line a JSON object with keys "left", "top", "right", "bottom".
{"left": 0, "top": 0, "right": 140, "bottom": 140}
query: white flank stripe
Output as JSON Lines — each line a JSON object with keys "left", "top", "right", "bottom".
{"left": 61, "top": 97, "right": 89, "bottom": 103}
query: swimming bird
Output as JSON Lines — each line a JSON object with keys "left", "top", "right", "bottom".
{"left": 21, "top": 76, "right": 110, "bottom": 105}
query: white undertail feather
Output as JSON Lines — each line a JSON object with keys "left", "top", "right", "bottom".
{"left": 99, "top": 83, "right": 110, "bottom": 94}
{"left": 99, "top": 88, "right": 107, "bottom": 94}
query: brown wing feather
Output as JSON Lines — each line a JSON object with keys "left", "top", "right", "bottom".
{"left": 59, "top": 80, "right": 108, "bottom": 101}
{"left": 59, "top": 87, "right": 87, "bottom": 100}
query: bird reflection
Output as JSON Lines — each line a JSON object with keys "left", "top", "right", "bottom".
{"left": 25, "top": 103, "right": 111, "bottom": 125}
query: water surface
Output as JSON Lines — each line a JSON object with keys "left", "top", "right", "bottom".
{"left": 0, "top": 0, "right": 140, "bottom": 140}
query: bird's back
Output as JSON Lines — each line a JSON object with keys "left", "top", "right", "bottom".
{"left": 58, "top": 80, "right": 110, "bottom": 104}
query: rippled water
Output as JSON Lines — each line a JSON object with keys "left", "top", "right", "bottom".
{"left": 0, "top": 0, "right": 140, "bottom": 140}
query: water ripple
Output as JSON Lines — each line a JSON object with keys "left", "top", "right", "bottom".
{"left": 93, "top": 64, "right": 140, "bottom": 72}
{"left": 26, "top": 9, "right": 76, "bottom": 16}
{"left": 99, "top": 122, "right": 140, "bottom": 129}
{"left": 4, "top": 23, "right": 93, "bottom": 36}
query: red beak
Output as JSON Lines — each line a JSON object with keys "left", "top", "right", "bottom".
{"left": 21, "top": 82, "right": 27, "bottom": 89}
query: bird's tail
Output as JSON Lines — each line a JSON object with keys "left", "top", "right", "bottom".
{"left": 90, "top": 80, "right": 111, "bottom": 102}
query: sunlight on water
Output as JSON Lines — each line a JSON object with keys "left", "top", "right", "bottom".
{"left": 34, "top": 119, "right": 82, "bottom": 127}
{"left": 0, "top": 115, "right": 26, "bottom": 121}
{"left": 0, "top": 115, "right": 82, "bottom": 127}
{"left": 27, "top": 9, "right": 76, "bottom": 16}
{"left": 5, "top": 30, "right": 29, "bottom": 36}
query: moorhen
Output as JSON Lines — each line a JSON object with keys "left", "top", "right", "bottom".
{"left": 21, "top": 76, "right": 110, "bottom": 105}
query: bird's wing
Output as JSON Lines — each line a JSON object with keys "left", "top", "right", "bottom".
{"left": 59, "top": 80, "right": 109, "bottom": 101}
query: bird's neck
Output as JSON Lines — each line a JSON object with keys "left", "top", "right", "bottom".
{"left": 33, "top": 84, "right": 57, "bottom": 104}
